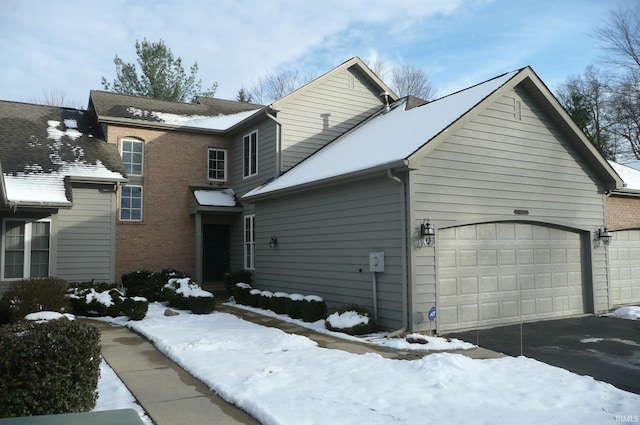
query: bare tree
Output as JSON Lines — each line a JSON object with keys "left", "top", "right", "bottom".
{"left": 391, "top": 63, "right": 436, "bottom": 100}
{"left": 29, "top": 89, "right": 83, "bottom": 109}
{"left": 248, "top": 70, "right": 316, "bottom": 104}
{"left": 596, "top": 5, "right": 640, "bottom": 71}
{"left": 610, "top": 72, "right": 640, "bottom": 159}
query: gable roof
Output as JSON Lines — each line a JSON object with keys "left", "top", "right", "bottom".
{"left": 244, "top": 66, "right": 623, "bottom": 200}
{"left": 89, "top": 90, "right": 265, "bottom": 133}
{"left": 270, "top": 57, "right": 397, "bottom": 110}
{"left": 0, "top": 101, "right": 126, "bottom": 207}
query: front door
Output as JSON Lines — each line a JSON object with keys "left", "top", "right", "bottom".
{"left": 203, "top": 224, "right": 230, "bottom": 283}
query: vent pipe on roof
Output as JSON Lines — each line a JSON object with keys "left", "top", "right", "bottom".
{"left": 380, "top": 91, "right": 391, "bottom": 113}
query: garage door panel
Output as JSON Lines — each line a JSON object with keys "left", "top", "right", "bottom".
{"left": 609, "top": 230, "right": 640, "bottom": 305}
{"left": 437, "top": 223, "right": 586, "bottom": 332}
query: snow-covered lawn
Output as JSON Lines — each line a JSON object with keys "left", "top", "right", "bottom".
{"left": 93, "top": 303, "right": 640, "bottom": 425}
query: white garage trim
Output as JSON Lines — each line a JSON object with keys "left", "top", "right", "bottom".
{"left": 609, "top": 229, "right": 640, "bottom": 306}
{"left": 437, "top": 222, "right": 587, "bottom": 333}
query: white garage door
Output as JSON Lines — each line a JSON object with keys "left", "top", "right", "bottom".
{"left": 437, "top": 222, "right": 585, "bottom": 333}
{"left": 609, "top": 229, "right": 640, "bottom": 306}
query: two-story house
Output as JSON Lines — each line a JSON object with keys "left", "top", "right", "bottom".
{"left": 88, "top": 57, "right": 395, "bottom": 288}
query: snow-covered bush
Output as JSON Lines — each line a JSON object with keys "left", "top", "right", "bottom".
{"left": 260, "top": 291, "right": 273, "bottom": 310}
{"left": 224, "top": 270, "right": 253, "bottom": 294}
{"left": 0, "top": 318, "right": 101, "bottom": 416}
{"left": 249, "top": 289, "right": 263, "bottom": 308}
{"left": 187, "top": 296, "right": 215, "bottom": 314}
{"left": 68, "top": 288, "right": 148, "bottom": 321}
{"left": 163, "top": 278, "right": 214, "bottom": 314}
{"left": 122, "top": 297, "right": 149, "bottom": 320}
{"left": 0, "top": 277, "right": 69, "bottom": 324}
{"left": 286, "top": 294, "right": 305, "bottom": 319}
{"left": 325, "top": 305, "right": 377, "bottom": 335}
{"left": 233, "top": 282, "right": 252, "bottom": 305}
{"left": 270, "top": 292, "right": 289, "bottom": 314}
{"left": 123, "top": 268, "right": 190, "bottom": 302}
{"left": 301, "top": 295, "right": 327, "bottom": 323}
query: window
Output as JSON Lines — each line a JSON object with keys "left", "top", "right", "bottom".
{"left": 243, "top": 131, "right": 258, "bottom": 178}
{"left": 2, "top": 219, "right": 50, "bottom": 279}
{"left": 120, "top": 185, "right": 143, "bottom": 221}
{"left": 244, "top": 215, "right": 255, "bottom": 269}
{"left": 122, "top": 138, "right": 144, "bottom": 176}
{"left": 208, "top": 148, "right": 227, "bottom": 181}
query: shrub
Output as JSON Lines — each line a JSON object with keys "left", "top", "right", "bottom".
{"left": 163, "top": 278, "right": 214, "bottom": 313}
{"left": 249, "top": 289, "right": 262, "bottom": 308}
{"left": 233, "top": 283, "right": 252, "bottom": 305}
{"left": 161, "top": 285, "right": 189, "bottom": 310}
{"left": 301, "top": 295, "right": 327, "bottom": 322}
{"left": 259, "top": 291, "right": 273, "bottom": 310}
{"left": 225, "top": 270, "right": 253, "bottom": 294}
{"left": 325, "top": 305, "right": 377, "bottom": 335}
{"left": 188, "top": 296, "right": 215, "bottom": 314}
{"left": 286, "top": 294, "right": 305, "bottom": 319}
{"left": 0, "top": 277, "right": 69, "bottom": 324}
{"left": 270, "top": 292, "right": 289, "bottom": 314}
{"left": 122, "top": 297, "right": 149, "bottom": 320}
{"left": 0, "top": 318, "right": 101, "bottom": 417}
{"left": 123, "top": 269, "right": 189, "bottom": 302}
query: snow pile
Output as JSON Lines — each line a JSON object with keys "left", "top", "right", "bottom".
{"left": 47, "top": 120, "right": 82, "bottom": 141}
{"left": 126, "top": 107, "right": 261, "bottom": 131}
{"left": 166, "top": 277, "right": 213, "bottom": 298}
{"left": 326, "top": 310, "right": 369, "bottom": 329}
{"left": 609, "top": 306, "right": 640, "bottom": 320}
{"left": 24, "top": 311, "right": 75, "bottom": 322}
{"left": 119, "top": 303, "right": 639, "bottom": 425}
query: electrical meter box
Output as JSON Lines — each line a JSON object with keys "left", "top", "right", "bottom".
{"left": 369, "top": 252, "right": 385, "bottom": 272}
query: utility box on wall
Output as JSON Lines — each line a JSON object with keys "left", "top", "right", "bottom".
{"left": 369, "top": 252, "right": 384, "bottom": 272}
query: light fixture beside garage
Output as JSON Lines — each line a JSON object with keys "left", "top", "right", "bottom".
{"left": 597, "top": 228, "right": 612, "bottom": 246}
{"left": 420, "top": 219, "right": 436, "bottom": 246}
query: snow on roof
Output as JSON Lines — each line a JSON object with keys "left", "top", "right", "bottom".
{"left": 4, "top": 161, "right": 125, "bottom": 204}
{"left": 126, "top": 107, "right": 263, "bottom": 131}
{"left": 194, "top": 188, "right": 237, "bottom": 207}
{"left": 244, "top": 70, "right": 519, "bottom": 199}
{"left": 609, "top": 161, "right": 640, "bottom": 191}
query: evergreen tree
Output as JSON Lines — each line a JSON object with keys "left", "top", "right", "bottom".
{"left": 101, "top": 38, "right": 218, "bottom": 103}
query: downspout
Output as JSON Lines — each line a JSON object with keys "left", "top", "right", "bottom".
{"left": 265, "top": 111, "right": 282, "bottom": 178}
{"left": 386, "top": 169, "right": 408, "bottom": 337}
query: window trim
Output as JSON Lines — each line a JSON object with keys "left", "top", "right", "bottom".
{"left": 119, "top": 185, "right": 144, "bottom": 222}
{"left": 207, "top": 147, "right": 227, "bottom": 182}
{"left": 243, "top": 130, "right": 258, "bottom": 178}
{"left": 121, "top": 137, "right": 144, "bottom": 177}
{"left": 1, "top": 218, "right": 52, "bottom": 280}
{"left": 244, "top": 214, "right": 255, "bottom": 270}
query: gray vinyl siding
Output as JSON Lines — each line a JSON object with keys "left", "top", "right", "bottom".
{"left": 278, "top": 68, "right": 383, "bottom": 172}
{"left": 56, "top": 183, "right": 117, "bottom": 282}
{"left": 253, "top": 175, "right": 404, "bottom": 330}
{"left": 230, "top": 119, "right": 277, "bottom": 198}
{"left": 410, "top": 87, "right": 610, "bottom": 330}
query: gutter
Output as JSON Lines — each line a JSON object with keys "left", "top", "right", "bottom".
{"left": 386, "top": 168, "right": 409, "bottom": 337}
{"left": 265, "top": 110, "right": 283, "bottom": 178}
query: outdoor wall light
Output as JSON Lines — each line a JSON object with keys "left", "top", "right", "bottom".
{"left": 269, "top": 236, "right": 278, "bottom": 249}
{"left": 597, "top": 227, "right": 612, "bottom": 246}
{"left": 420, "top": 219, "right": 436, "bottom": 246}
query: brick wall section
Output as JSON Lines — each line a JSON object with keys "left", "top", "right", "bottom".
{"left": 607, "top": 194, "right": 640, "bottom": 230}
{"left": 106, "top": 125, "right": 231, "bottom": 281}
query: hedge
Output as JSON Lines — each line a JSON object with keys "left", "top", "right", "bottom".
{"left": 0, "top": 277, "right": 69, "bottom": 324}
{"left": 0, "top": 318, "right": 101, "bottom": 417}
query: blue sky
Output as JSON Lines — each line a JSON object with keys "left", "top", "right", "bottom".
{"left": 0, "top": 0, "right": 635, "bottom": 108}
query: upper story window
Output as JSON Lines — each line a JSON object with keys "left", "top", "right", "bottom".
{"left": 208, "top": 148, "right": 227, "bottom": 181}
{"left": 2, "top": 219, "right": 51, "bottom": 280}
{"left": 122, "top": 138, "right": 144, "bottom": 176}
{"left": 243, "top": 130, "right": 258, "bottom": 178}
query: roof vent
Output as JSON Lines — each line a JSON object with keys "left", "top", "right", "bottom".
{"left": 380, "top": 91, "right": 391, "bottom": 113}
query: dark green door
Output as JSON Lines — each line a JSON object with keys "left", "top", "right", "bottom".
{"left": 203, "top": 224, "right": 230, "bottom": 282}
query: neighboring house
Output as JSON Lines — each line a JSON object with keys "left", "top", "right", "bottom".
{"left": 606, "top": 161, "right": 640, "bottom": 306}
{"left": 87, "top": 57, "right": 395, "bottom": 285}
{"left": 0, "top": 101, "right": 127, "bottom": 291}
{"left": 243, "top": 66, "right": 625, "bottom": 334}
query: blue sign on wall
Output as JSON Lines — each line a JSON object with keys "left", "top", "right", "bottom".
{"left": 428, "top": 306, "right": 437, "bottom": 321}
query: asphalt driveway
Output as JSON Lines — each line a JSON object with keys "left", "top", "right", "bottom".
{"left": 448, "top": 315, "right": 640, "bottom": 394}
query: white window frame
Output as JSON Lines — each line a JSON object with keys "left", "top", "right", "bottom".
{"left": 120, "top": 185, "right": 143, "bottom": 222}
{"left": 208, "top": 147, "right": 227, "bottom": 181}
{"left": 121, "top": 137, "right": 144, "bottom": 176}
{"left": 244, "top": 215, "right": 255, "bottom": 270}
{"left": 1, "top": 218, "right": 51, "bottom": 280}
{"left": 243, "top": 130, "right": 258, "bottom": 178}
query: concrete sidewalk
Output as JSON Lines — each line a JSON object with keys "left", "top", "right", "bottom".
{"left": 94, "top": 304, "right": 503, "bottom": 425}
